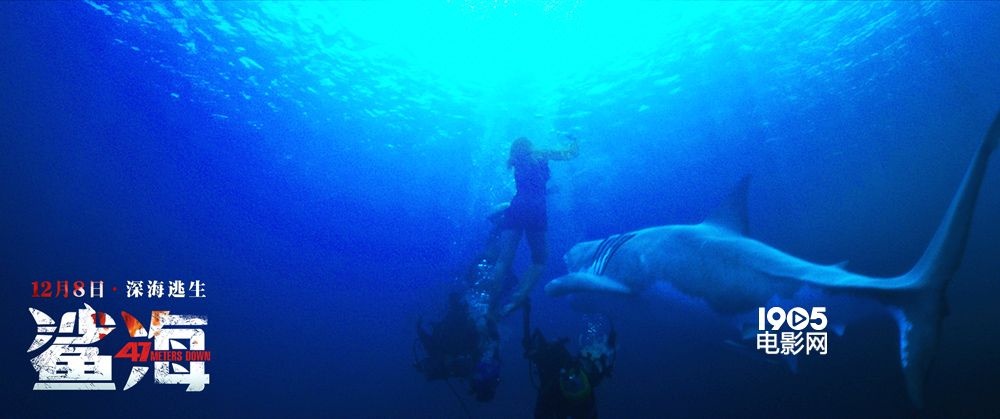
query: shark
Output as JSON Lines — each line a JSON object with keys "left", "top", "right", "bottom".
{"left": 544, "top": 111, "right": 1000, "bottom": 406}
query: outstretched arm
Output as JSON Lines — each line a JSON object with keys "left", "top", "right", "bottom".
{"left": 536, "top": 135, "right": 580, "bottom": 161}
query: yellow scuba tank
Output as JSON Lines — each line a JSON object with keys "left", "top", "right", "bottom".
{"left": 558, "top": 365, "right": 592, "bottom": 401}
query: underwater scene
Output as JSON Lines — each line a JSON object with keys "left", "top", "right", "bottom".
{"left": 1, "top": 1, "right": 999, "bottom": 418}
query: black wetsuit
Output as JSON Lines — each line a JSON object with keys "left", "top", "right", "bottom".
{"left": 415, "top": 294, "right": 480, "bottom": 381}
{"left": 504, "top": 157, "right": 550, "bottom": 232}
{"left": 528, "top": 336, "right": 598, "bottom": 418}
{"left": 523, "top": 302, "right": 611, "bottom": 419}
{"left": 501, "top": 157, "right": 551, "bottom": 266}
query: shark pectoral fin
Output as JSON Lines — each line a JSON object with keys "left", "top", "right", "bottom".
{"left": 545, "top": 272, "right": 632, "bottom": 297}
{"left": 739, "top": 323, "right": 758, "bottom": 340}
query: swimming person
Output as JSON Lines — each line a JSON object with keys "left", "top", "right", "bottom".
{"left": 493, "top": 135, "right": 579, "bottom": 318}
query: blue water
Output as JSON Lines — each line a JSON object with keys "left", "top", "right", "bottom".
{"left": 1, "top": 1, "right": 998, "bottom": 418}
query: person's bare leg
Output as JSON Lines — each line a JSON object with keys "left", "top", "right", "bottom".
{"left": 489, "top": 229, "right": 521, "bottom": 298}
{"left": 501, "top": 231, "right": 546, "bottom": 317}
{"left": 520, "top": 230, "right": 547, "bottom": 299}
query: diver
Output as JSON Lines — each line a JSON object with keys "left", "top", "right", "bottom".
{"left": 522, "top": 299, "right": 616, "bottom": 419}
{"left": 415, "top": 291, "right": 501, "bottom": 402}
{"left": 492, "top": 134, "right": 580, "bottom": 318}
{"left": 414, "top": 203, "right": 514, "bottom": 403}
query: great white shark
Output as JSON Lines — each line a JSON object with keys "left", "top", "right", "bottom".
{"left": 544, "top": 112, "right": 1000, "bottom": 406}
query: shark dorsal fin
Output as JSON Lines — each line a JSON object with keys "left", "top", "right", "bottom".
{"left": 705, "top": 175, "right": 751, "bottom": 236}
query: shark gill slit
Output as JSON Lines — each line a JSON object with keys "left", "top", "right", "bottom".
{"left": 589, "top": 233, "right": 636, "bottom": 275}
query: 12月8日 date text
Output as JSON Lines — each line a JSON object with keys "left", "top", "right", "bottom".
{"left": 31, "top": 280, "right": 207, "bottom": 299}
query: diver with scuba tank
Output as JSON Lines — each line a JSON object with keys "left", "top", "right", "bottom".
{"left": 522, "top": 299, "right": 617, "bottom": 419}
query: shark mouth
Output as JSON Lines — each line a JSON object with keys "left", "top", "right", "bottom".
{"left": 586, "top": 233, "right": 636, "bottom": 275}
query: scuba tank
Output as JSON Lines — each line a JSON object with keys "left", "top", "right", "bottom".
{"left": 558, "top": 363, "right": 593, "bottom": 401}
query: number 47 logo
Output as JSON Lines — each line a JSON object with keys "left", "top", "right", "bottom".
{"left": 115, "top": 342, "right": 152, "bottom": 362}
{"left": 117, "top": 311, "right": 210, "bottom": 391}
{"left": 28, "top": 306, "right": 209, "bottom": 391}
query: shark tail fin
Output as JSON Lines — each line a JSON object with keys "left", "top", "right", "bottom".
{"left": 893, "top": 293, "right": 944, "bottom": 407}
{"left": 892, "top": 110, "right": 999, "bottom": 407}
